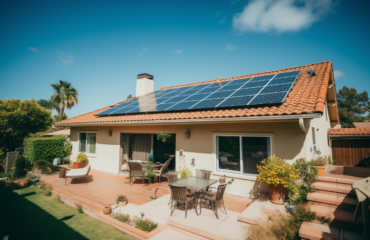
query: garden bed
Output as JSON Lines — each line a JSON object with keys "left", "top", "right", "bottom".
{"left": 98, "top": 211, "right": 165, "bottom": 239}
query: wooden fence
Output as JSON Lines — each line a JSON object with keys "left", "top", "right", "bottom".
{"left": 332, "top": 139, "right": 370, "bottom": 166}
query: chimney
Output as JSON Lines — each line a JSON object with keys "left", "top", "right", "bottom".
{"left": 307, "top": 67, "right": 316, "bottom": 77}
{"left": 136, "top": 73, "right": 154, "bottom": 97}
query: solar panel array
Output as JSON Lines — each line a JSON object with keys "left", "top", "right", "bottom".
{"left": 96, "top": 70, "right": 301, "bottom": 116}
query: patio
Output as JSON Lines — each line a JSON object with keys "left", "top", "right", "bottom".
{"left": 41, "top": 168, "right": 253, "bottom": 239}
{"left": 42, "top": 168, "right": 252, "bottom": 213}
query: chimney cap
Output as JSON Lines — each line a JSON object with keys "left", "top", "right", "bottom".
{"left": 137, "top": 73, "right": 154, "bottom": 80}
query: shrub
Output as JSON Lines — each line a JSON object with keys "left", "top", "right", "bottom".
{"left": 257, "top": 156, "right": 298, "bottom": 188}
{"left": 25, "top": 174, "right": 39, "bottom": 181}
{"left": 75, "top": 203, "right": 84, "bottom": 213}
{"left": 12, "top": 156, "right": 27, "bottom": 179}
{"left": 0, "top": 173, "right": 11, "bottom": 178}
{"left": 33, "top": 160, "right": 58, "bottom": 174}
{"left": 287, "top": 158, "right": 318, "bottom": 205}
{"left": 55, "top": 194, "right": 64, "bottom": 203}
{"left": 247, "top": 204, "right": 330, "bottom": 240}
{"left": 76, "top": 153, "right": 88, "bottom": 163}
{"left": 132, "top": 217, "right": 158, "bottom": 232}
{"left": 311, "top": 155, "right": 328, "bottom": 166}
{"left": 23, "top": 136, "right": 70, "bottom": 163}
{"left": 44, "top": 187, "right": 52, "bottom": 196}
{"left": 114, "top": 213, "right": 130, "bottom": 223}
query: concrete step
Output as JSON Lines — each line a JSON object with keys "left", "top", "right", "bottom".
{"left": 299, "top": 222, "right": 362, "bottom": 240}
{"left": 307, "top": 192, "right": 358, "bottom": 210}
{"left": 311, "top": 181, "right": 355, "bottom": 195}
{"left": 309, "top": 205, "right": 362, "bottom": 227}
{"left": 317, "top": 176, "right": 358, "bottom": 185}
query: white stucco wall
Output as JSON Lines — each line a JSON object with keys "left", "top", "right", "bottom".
{"left": 69, "top": 116, "right": 330, "bottom": 198}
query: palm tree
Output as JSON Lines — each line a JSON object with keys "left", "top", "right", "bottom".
{"left": 51, "top": 80, "right": 78, "bottom": 119}
{"left": 37, "top": 99, "right": 60, "bottom": 114}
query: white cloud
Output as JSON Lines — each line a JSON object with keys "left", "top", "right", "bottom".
{"left": 138, "top": 47, "right": 148, "bottom": 56}
{"left": 28, "top": 47, "right": 38, "bottom": 52}
{"left": 230, "top": 0, "right": 241, "bottom": 5}
{"left": 55, "top": 51, "right": 74, "bottom": 67}
{"left": 219, "top": 16, "right": 226, "bottom": 24}
{"left": 226, "top": 44, "right": 237, "bottom": 50}
{"left": 233, "top": 0, "right": 336, "bottom": 34}
{"left": 173, "top": 49, "right": 183, "bottom": 54}
{"left": 334, "top": 70, "right": 345, "bottom": 79}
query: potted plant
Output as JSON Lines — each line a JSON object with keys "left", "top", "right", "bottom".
{"left": 219, "top": 176, "right": 226, "bottom": 183}
{"left": 74, "top": 153, "right": 88, "bottom": 169}
{"left": 257, "top": 156, "right": 298, "bottom": 205}
{"left": 311, "top": 155, "right": 328, "bottom": 177}
{"left": 143, "top": 161, "right": 157, "bottom": 183}
{"left": 116, "top": 195, "right": 128, "bottom": 207}
{"left": 156, "top": 132, "right": 172, "bottom": 142}
{"left": 178, "top": 167, "right": 193, "bottom": 179}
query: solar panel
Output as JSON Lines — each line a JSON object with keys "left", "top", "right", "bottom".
{"left": 96, "top": 70, "right": 301, "bottom": 116}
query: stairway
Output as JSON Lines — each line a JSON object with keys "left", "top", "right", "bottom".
{"left": 298, "top": 176, "right": 363, "bottom": 240}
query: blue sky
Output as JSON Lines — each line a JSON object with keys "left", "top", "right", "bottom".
{"left": 1, "top": 0, "right": 369, "bottom": 118}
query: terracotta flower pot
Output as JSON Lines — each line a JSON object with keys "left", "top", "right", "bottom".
{"left": 268, "top": 184, "right": 286, "bottom": 205}
{"left": 19, "top": 180, "right": 29, "bottom": 187}
{"left": 119, "top": 201, "right": 128, "bottom": 207}
{"left": 161, "top": 138, "right": 166, "bottom": 142}
{"left": 314, "top": 166, "right": 326, "bottom": 176}
{"left": 103, "top": 206, "right": 112, "bottom": 215}
{"left": 73, "top": 162, "right": 83, "bottom": 169}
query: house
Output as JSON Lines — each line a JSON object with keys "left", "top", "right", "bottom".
{"left": 42, "top": 129, "right": 71, "bottom": 139}
{"left": 352, "top": 122, "right": 370, "bottom": 128}
{"left": 56, "top": 61, "right": 340, "bottom": 198}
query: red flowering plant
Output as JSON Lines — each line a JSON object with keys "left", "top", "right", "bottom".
{"left": 132, "top": 217, "right": 158, "bottom": 232}
{"left": 257, "top": 156, "right": 298, "bottom": 188}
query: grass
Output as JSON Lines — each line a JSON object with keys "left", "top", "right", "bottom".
{"left": 0, "top": 185, "right": 138, "bottom": 240}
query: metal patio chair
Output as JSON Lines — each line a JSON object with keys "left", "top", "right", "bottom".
{"left": 154, "top": 157, "right": 172, "bottom": 184}
{"left": 128, "top": 161, "right": 145, "bottom": 186}
{"left": 167, "top": 171, "right": 178, "bottom": 205}
{"left": 169, "top": 185, "right": 198, "bottom": 219}
{"left": 200, "top": 184, "right": 227, "bottom": 219}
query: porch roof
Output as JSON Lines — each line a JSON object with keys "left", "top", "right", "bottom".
{"left": 328, "top": 128, "right": 370, "bottom": 136}
{"left": 56, "top": 61, "right": 336, "bottom": 126}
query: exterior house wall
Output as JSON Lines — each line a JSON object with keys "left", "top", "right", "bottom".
{"left": 69, "top": 117, "right": 328, "bottom": 198}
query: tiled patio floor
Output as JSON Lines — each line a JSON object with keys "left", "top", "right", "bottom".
{"left": 42, "top": 169, "right": 251, "bottom": 213}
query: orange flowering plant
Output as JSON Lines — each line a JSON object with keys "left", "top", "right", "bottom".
{"left": 257, "top": 156, "right": 298, "bottom": 188}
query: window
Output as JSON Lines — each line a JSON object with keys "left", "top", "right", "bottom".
{"left": 216, "top": 135, "right": 271, "bottom": 175}
{"left": 79, "top": 132, "right": 96, "bottom": 154}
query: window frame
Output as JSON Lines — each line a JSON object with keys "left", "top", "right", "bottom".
{"left": 213, "top": 132, "right": 274, "bottom": 178}
{"left": 78, "top": 131, "right": 97, "bottom": 156}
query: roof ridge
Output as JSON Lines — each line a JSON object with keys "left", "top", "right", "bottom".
{"left": 158, "top": 61, "right": 331, "bottom": 91}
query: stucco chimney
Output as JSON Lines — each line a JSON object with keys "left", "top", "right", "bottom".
{"left": 136, "top": 73, "right": 154, "bottom": 97}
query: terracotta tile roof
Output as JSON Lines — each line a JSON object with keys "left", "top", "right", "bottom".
{"left": 57, "top": 61, "right": 333, "bottom": 125}
{"left": 352, "top": 122, "right": 370, "bottom": 128}
{"left": 328, "top": 128, "right": 370, "bottom": 136}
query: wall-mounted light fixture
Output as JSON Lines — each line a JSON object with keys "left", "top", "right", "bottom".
{"left": 108, "top": 130, "right": 112, "bottom": 136}
{"left": 185, "top": 129, "right": 190, "bottom": 139}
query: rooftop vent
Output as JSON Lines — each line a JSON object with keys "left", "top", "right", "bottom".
{"left": 307, "top": 67, "right": 316, "bottom": 77}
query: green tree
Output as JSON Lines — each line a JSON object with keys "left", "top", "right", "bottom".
{"left": 337, "top": 86, "right": 369, "bottom": 128}
{"left": 51, "top": 80, "right": 78, "bottom": 120}
{"left": 37, "top": 99, "right": 60, "bottom": 114}
{"left": 53, "top": 113, "right": 68, "bottom": 122}
{"left": 0, "top": 99, "right": 53, "bottom": 151}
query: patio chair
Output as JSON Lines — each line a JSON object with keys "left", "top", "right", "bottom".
{"left": 128, "top": 161, "right": 145, "bottom": 186}
{"left": 65, "top": 164, "right": 91, "bottom": 186}
{"left": 154, "top": 157, "right": 172, "bottom": 184}
{"left": 167, "top": 171, "right": 178, "bottom": 205}
{"left": 199, "top": 184, "right": 227, "bottom": 219}
{"left": 169, "top": 185, "right": 198, "bottom": 219}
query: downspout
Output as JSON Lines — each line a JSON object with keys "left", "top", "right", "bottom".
{"left": 299, "top": 118, "right": 307, "bottom": 134}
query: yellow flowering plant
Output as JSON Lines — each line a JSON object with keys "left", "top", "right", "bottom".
{"left": 257, "top": 156, "right": 298, "bottom": 188}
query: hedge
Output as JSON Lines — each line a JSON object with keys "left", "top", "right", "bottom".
{"left": 23, "top": 136, "right": 70, "bottom": 163}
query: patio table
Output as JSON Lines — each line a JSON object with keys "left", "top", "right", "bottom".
{"left": 169, "top": 176, "right": 217, "bottom": 214}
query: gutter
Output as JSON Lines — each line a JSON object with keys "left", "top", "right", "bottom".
{"left": 56, "top": 113, "right": 321, "bottom": 127}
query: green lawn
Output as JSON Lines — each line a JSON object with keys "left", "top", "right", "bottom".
{"left": 0, "top": 185, "right": 138, "bottom": 240}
